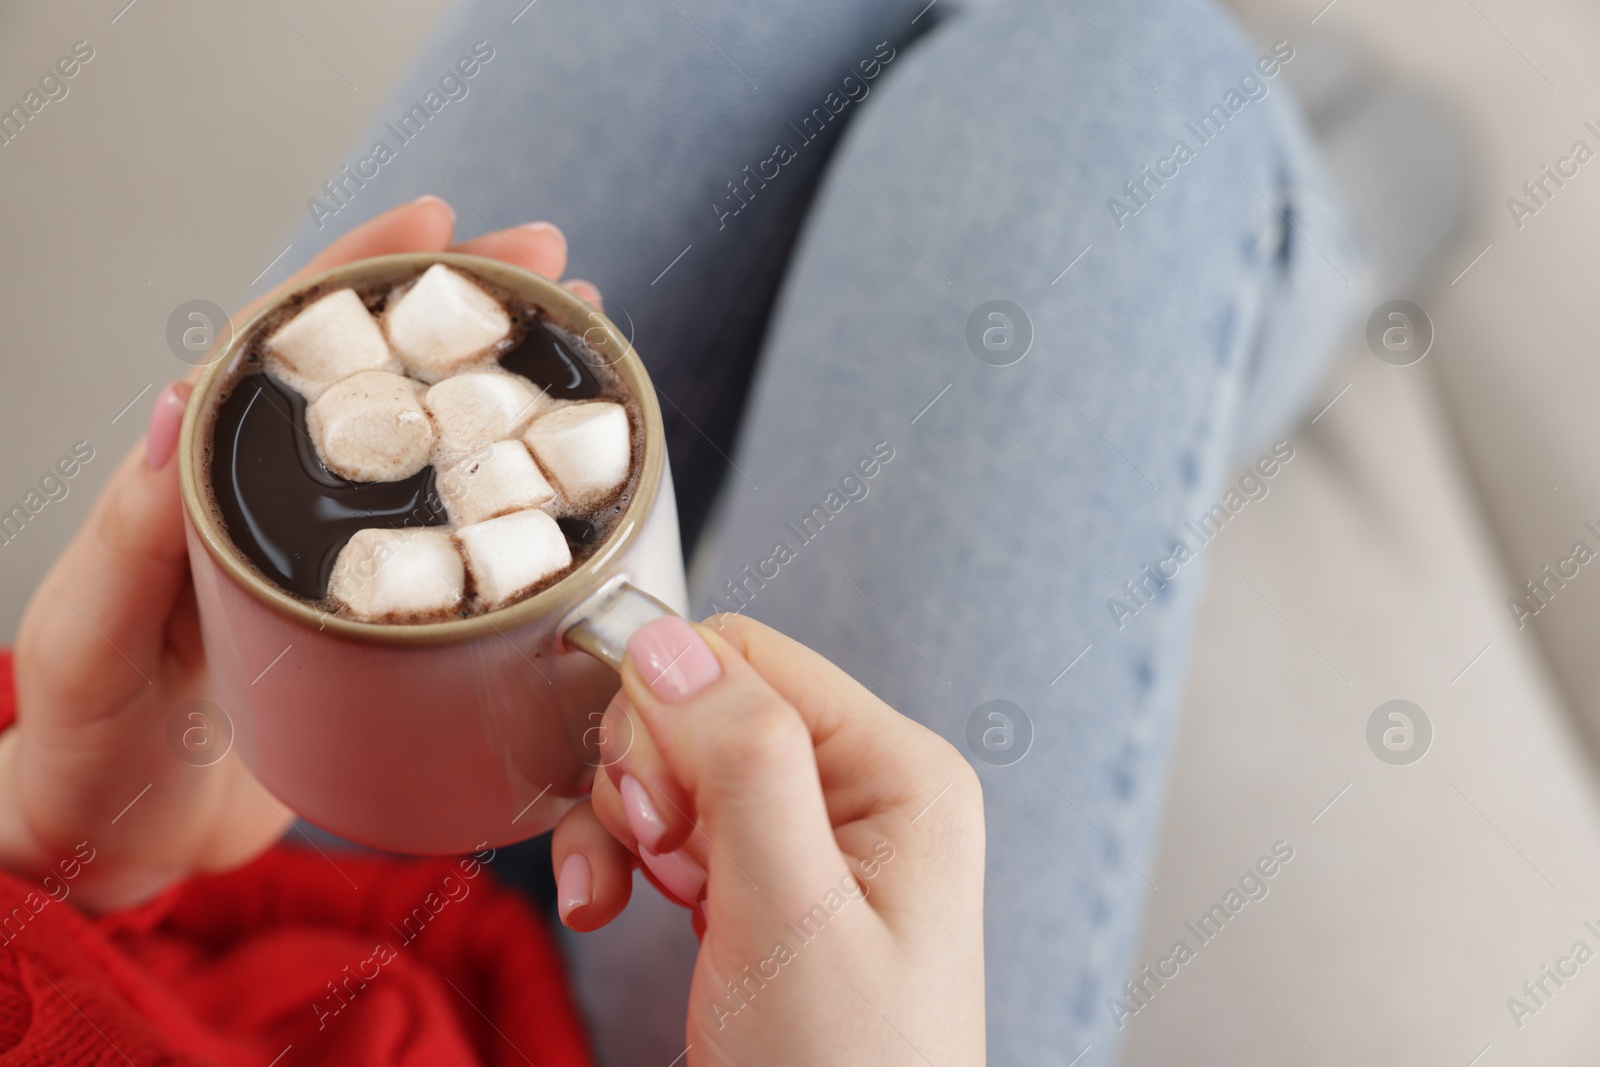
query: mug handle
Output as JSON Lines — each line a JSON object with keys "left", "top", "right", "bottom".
{"left": 560, "top": 578, "right": 679, "bottom": 671}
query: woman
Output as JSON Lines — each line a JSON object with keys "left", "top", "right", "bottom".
{"left": 3, "top": 0, "right": 1362, "bottom": 1062}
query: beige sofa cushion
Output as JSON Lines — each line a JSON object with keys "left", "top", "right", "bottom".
{"left": 1236, "top": 0, "right": 1600, "bottom": 775}
{"left": 1123, "top": 345, "right": 1600, "bottom": 1064}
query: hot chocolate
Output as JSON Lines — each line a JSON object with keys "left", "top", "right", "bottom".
{"left": 201, "top": 263, "right": 642, "bottom": 623}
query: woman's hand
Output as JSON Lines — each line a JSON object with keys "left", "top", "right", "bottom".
{"left": 552, "top": 614, "right": 987, "bottom": 1066}
{"left": 2, "top": 196, "right": 601, "bottom": 912}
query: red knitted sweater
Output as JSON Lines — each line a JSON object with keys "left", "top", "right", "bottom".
{"left": 0, "top": 652, "right": 593, "bottom": 1066}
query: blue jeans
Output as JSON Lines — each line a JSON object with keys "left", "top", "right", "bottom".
{"left": 286, "top": 0, "right": 1365, "bottom": 1062}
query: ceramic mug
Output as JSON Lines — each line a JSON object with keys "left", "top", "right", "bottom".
{"left": 178, "top": 252, "right": 687, "bottom": 854}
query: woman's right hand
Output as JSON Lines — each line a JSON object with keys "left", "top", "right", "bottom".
{"left": 551, "top": 614, "right": 987, "bottom": 1066}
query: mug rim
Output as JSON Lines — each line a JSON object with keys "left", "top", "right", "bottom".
{"left": 176, "top": 251, "right": 666, "bottom": 648}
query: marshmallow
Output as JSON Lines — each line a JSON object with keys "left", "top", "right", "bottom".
{"left": 307, "top": 370, "right": 435, "bottom": 482}
{"left": 424, "top": 371, "right": 544, "bottom": 460}
{"left": 264, "top": 288, "right": 395, "bottom": 399}
{"left": 384, "top": 264, "right": 512, "bottom": 380}
{"left": 328, "top": 528, "right": 464, "bottom": 621}
{"left": 457, "top": 508, "right": 573, "bottom": 607}
{"left": 521, "top": 402, "right": 632, "bottom": 510}
{"left": 438, "top": 440, "right": 555, "bottom": 526}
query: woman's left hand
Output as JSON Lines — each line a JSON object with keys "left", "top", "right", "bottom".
{"left": 2, "top": 196, "right": 599, "bottom": 912}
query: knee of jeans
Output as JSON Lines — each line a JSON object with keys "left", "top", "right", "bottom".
{"left": 1004, "top": 4, "right": 1337, "bottom": 236}
{"left": 1228, "top": 149, "right": 1372, "bottom": 452}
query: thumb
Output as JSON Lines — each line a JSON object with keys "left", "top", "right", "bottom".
{"left": 619, "top": 617, "right": 849, "bottom": 915}
{"left": 16, "top": 382, "right": 191, "bottom": 714}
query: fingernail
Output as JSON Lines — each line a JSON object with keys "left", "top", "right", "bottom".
{"left": 619, "top": 773, "right": 668, "bottom": 853}
{"left": 556, "top": 852, "right": 592, "bottom": 924}
{"left": 410, "top": 194, "right": 455, "bottom": 223}
{"left": 520, "top": 221, "right": 567, "bottom": 254}
{"left": 640, "top": 845, "right": 706, "bottom": 906}
{"left": 145, "top": 382, "right": 186, "bottom": 470}
{"left": 627, "top": 617, "right": 721, "bottom": 703}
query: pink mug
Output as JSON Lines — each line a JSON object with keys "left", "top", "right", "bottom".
{"left": 177, "top": 252, "right": 687, "bottom": 854}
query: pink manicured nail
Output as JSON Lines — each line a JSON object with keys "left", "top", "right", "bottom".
{"left": 627, "top": 617, "right": 721, "bottom": 703}
{"left": 410, "top": 194, "right": 455, "bottom": 223}
{"left": 145, "top": 382, "right": 186, "bottom": 470}
{"left": 556, "top": 852, "right": 591, "bottom": 924}
{"left": 620, "top": 773, "right": 668, "bottom": 853}
{"left": 520, "top": 221, "right": 567, "bottom": 255}
{"left": 640, "top": 845, "right": 706, "bottom": 906}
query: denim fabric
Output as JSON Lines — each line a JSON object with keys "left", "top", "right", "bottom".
{"left": 284, "top": 0, "right": 1366, "bottom": 1062}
